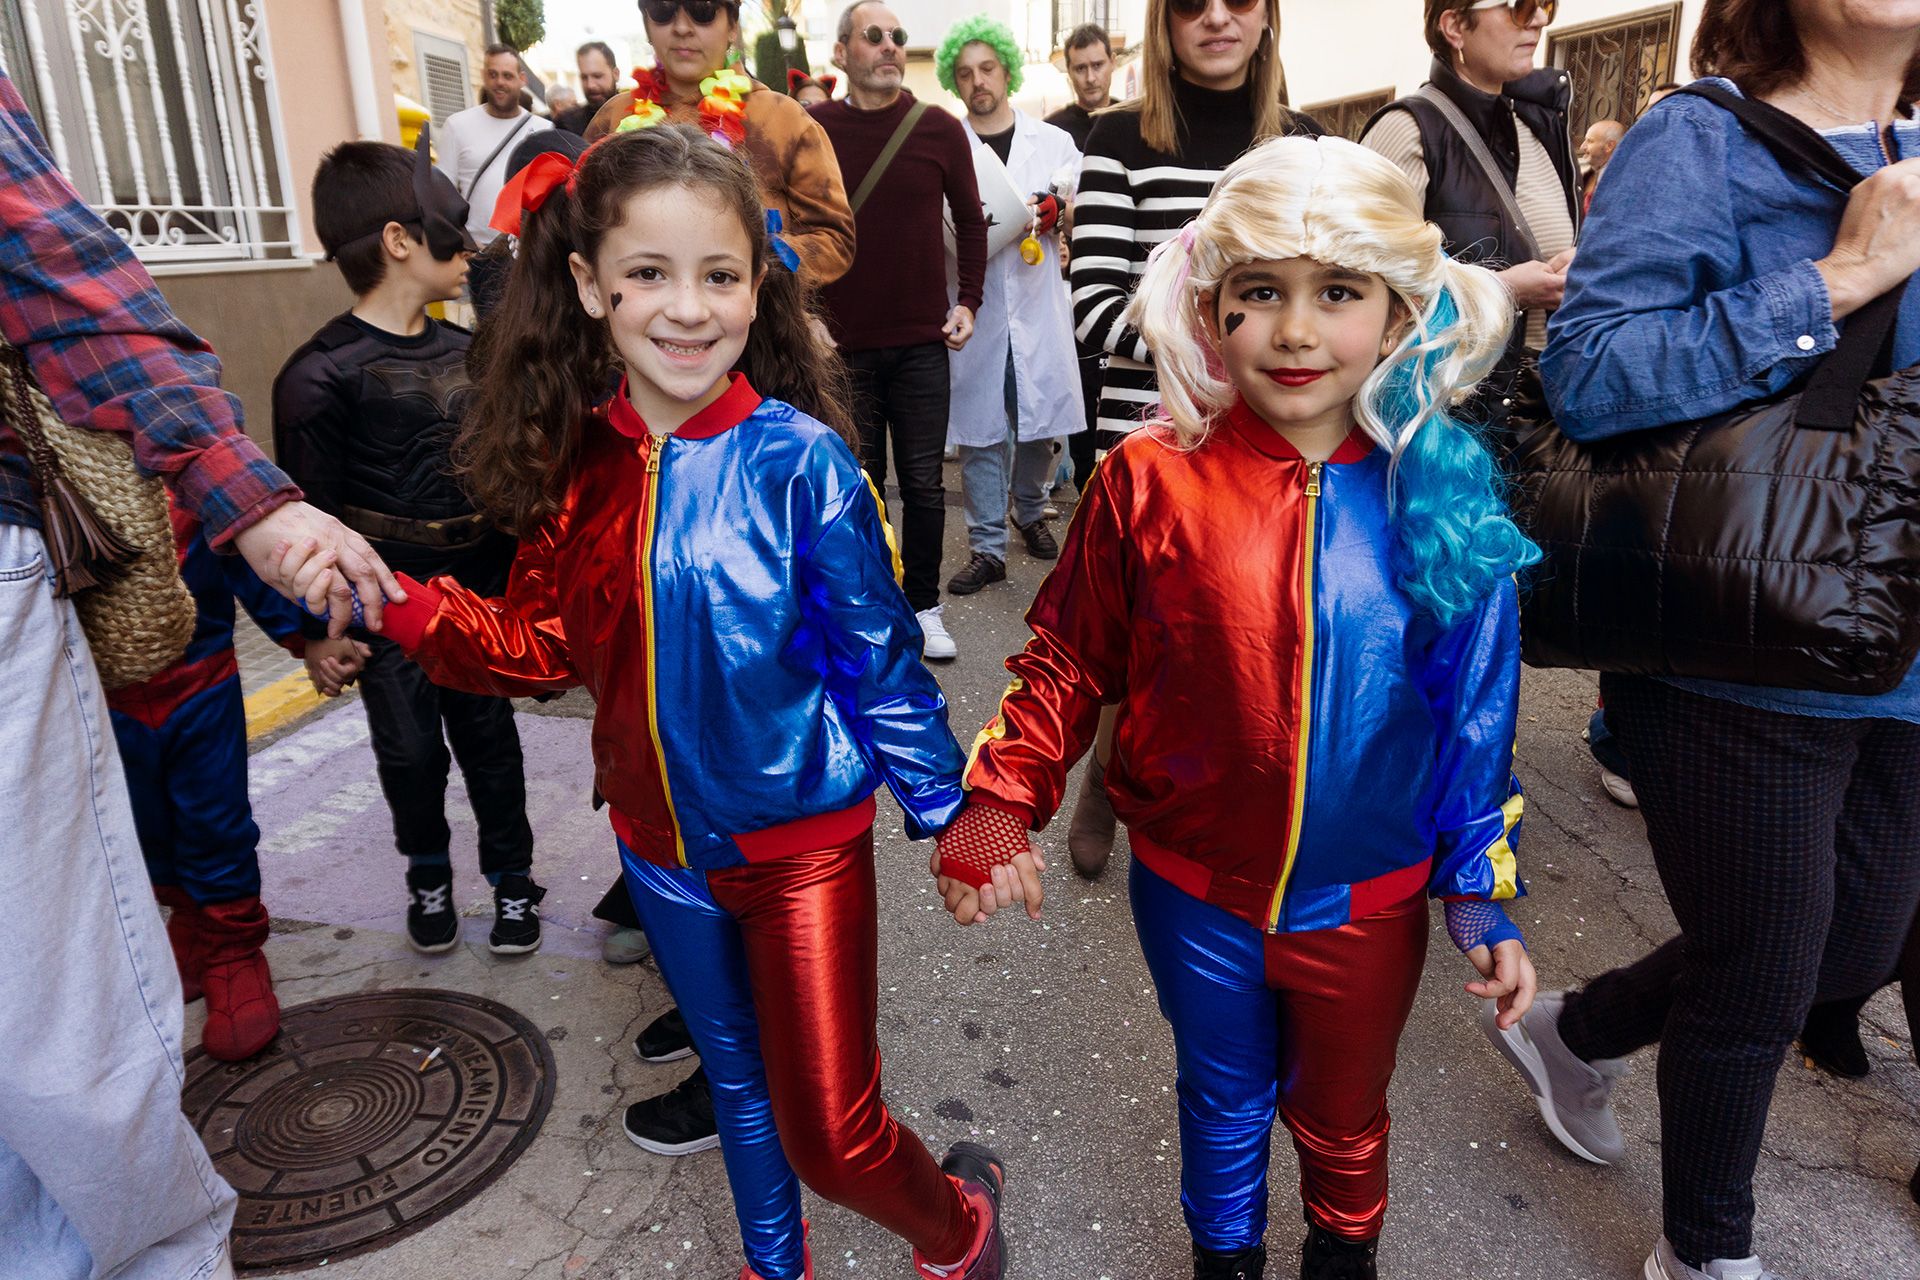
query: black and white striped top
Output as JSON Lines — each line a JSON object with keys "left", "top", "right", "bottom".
{"left": 1070, "top": 79, "right": 1321, "bottom": 438}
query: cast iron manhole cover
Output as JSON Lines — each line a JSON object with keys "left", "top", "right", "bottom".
{"left": 182, "top": 989, "right": 555, "bottom": 1271}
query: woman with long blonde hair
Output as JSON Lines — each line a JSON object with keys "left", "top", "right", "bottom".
{"left": 1063, "top": 0, "right": 1320, "bottom": 876}
{"left": 943, "top": 135, "right": 1541, "bottom": 1280}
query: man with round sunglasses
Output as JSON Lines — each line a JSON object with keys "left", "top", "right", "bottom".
{"left": 1361, "top": 0, "right": 1579, "bottom": 444}
{"left": 810, "top": 1, "right": 989, "bottom": 663}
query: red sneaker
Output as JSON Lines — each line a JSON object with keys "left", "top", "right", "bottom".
{"left": 913, "top": 1145, "right": 1006, "bottom": 1280}
{"left": 153, "top": 885, "right": 206, "bottom": 1003}
{"left": 197, "top": 897, "right": 280, "bottom": 1061}
{"left": 739, "top": 1220, "right": 811, "bottom": 1279}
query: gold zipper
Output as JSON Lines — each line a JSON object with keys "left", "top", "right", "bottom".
{"left": 1267, "top": 460, "right": 1322, "bottom": 931}
{"left": 639, "top": 436, "right": 687, "bottom": 866}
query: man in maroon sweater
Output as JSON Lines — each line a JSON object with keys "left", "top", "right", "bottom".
{"left": 814, "top": 0, "right": 987, "bottom": 661}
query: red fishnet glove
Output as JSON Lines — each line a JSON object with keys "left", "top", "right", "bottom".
{"left": 935, "top": 802, "right": 1031, "bottom": 891}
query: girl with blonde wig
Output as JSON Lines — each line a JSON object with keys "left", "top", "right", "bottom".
{"left": 939, "top": 135, "right": 1541, "bottom": 1280}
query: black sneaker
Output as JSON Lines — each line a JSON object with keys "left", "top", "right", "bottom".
{"left": 915, "top": 1142, "right": 1005, "bottom": 1279}
{"left": 1193, "top": 1243, "right": 1266, "bottom": 1280}
{"left": 489, "top": 873, "right": 546, "bottom": 955}
{"left": 946, "top": 552, "right": 1006, "bottom": 596}
{"left": 623, "top": 1066, "right": 720, "bottom": 1155}
{"left": 405, "top": 865, "right": 458, "bottom": 954}
{"left": 1015, "top": 518, "right": 1059, "bottom": 560}
{"left": 635, "top": 1007, "right": 696, "bottom": 1063}
{"left": 1298, "top": 1219, "right": 1377, "bottom": 1280}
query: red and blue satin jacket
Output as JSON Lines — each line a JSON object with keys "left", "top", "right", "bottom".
{"left": 381, "top": 376, "right": 967, "bottom": 868}
{"left": 966, "top": 401, "right": 1525, "bottom": 933}
{"left": 106, "top": 502, "right": 308, "bottom": 730}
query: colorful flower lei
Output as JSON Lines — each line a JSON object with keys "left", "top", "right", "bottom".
{"left": 617, "top": 65, "right": 751, "bottom": 148}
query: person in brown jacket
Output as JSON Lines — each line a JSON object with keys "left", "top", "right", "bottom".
{"left": 586, "top": 0, "right": 855, "bottom": 287}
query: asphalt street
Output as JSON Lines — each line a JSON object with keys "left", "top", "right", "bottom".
{"left": 222, "top": 480, "right": 1920, "bottom": 1280}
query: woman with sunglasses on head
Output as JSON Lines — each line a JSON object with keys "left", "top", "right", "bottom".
{"left": 1062, "top": 0, "right": 1319, "bottom": 880}
{"left": 1359, "top": 0, "right": 1579, "bottom": 446}
{"left": 584, "top": 0, "right": 856, "bottom": 287}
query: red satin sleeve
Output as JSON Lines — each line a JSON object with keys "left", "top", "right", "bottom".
{"left": 386, "top": 521, "right": 583, "bottom": 698}
{"left": 963, "top": 455, "right": 1134, "bottom": 826}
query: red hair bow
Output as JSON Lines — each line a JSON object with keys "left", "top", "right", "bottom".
{"left": 490, "top": 150, "right": 578, "bottom": 238}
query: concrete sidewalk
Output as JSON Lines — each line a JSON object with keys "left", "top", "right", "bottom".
{"left": 220, "top": 491, "right": 1920, "bottom": 1280}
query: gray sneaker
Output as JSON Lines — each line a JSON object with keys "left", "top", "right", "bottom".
{"left": 1480, "top": 990, "right": 1628, "bottom": 1165}
{"left": 1643, "top": 1236, "right": 1784, "bottom": 1280}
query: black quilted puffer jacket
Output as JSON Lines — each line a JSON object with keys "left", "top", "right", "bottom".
{"left": 270, "top": 312, "right": 513, "bottom": 591}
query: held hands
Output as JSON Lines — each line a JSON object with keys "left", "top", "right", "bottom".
{"left": 1445, "top": 899, "right": 1537, "bottom": 1030}
{"left": 942, "top": 305, "right": 975, "bottom": 352}
{"left": 305, "top": 635, "right": 372, "bottom": 697}
{"left": 932, "top": 802, "right": 1046, "bottom": 926}
{"left": 234, "top": 501, "right": 404, "bottom": 638}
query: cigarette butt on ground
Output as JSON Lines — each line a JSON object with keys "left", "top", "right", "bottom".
{"left": 417, "top": 1046, "right": 443, "bottom": 1073}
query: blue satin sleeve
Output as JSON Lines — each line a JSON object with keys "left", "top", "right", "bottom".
{"left": 799, "top": 443, "right": 965, "bottom": 840}
{"left": 1423, "top": 577, "right": 1525, "bottom": 904}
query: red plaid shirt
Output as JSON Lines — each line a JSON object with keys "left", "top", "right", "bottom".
{"left": 0, "top": 70, "right": 299, "bottom": 543}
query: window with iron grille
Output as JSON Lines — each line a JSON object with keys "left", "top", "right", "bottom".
{"left": 1546, "top": 3, "right": 1682, "bottom": 144}
{"left": 1053, "top": 0, "right": 1112, "bottom": 53}
{"left": 0, "top": 0, "right": 299, "bottom": 264}
{"left": 1302, "top": 87, "right": 1396, "bottom": 143}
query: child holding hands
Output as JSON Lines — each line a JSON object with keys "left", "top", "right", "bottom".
{"left": 940, "top": 136, "right": 1542, "bottom": 1280}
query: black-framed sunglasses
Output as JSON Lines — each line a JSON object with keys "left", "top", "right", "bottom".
{"left": 1168, "top": 0, "right": 1263, "bottom": 20}
{"left": 858, "top": 24, "right": 910, "bottom": 47}
{"left": 1466, "top": 0, "right": 1559, "bottom": 23}
{"left": 641, "top": 0, "right": 738, "bottom": 26}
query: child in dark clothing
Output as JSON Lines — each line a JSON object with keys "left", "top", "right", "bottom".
{"left": 273, "top": 134, "right": 543, "bottom": 954}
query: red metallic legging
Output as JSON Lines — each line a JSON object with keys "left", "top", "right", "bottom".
{"left": 1130, "top": 858, "right": 1428, "bottom": 1247}
{"left": 620, "top": 830, "right": 974, "bottom": 1278}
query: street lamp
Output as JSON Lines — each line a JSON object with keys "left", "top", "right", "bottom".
{"left": 776, "top": 14, "right": 799, "bottom": 91}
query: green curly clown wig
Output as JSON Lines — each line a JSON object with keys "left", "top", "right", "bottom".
{"left": 936, "top": 17, "right": 1024, "bottom": 96}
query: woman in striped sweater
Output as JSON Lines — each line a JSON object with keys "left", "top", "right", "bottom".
{"left": 1064, "top": 0, "right": 1320, "bottom": 875}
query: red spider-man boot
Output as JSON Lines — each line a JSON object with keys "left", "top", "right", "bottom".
{"left": 740, "top": 1221, "right": 812, "bottom": 1280}
{"left": 197, "top": 896, "right": 280, "bottom": 1061}
{"left": 153, "top": 885, "right": 206, "bottom": 1003}
{"left": 913, "top": 1144, "right": 1007, "bottom": 1280}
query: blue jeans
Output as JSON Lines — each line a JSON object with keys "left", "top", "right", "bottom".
{"left": 958, "top": 346, "right": 1054, "bottom": 561}
{"left": 0, "top": 525, "right": 235, "bottom": 1279}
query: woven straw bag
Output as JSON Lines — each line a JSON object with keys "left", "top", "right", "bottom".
{"left": 2, "top": 339, "right": 195, "bottom": 689}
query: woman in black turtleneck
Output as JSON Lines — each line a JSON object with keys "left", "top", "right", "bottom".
{"left": 1060, "top": 0, "right": 1320, "bottom": 883}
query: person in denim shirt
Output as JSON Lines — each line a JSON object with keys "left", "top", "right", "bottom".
{"left": 1479, "top": 3, "right": 1920, "bottom": 1278}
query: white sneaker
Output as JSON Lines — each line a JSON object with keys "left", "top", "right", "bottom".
{"left": 1643, "top": 1237, "right": 1784, "bottom": 1280}
{"left": 1601, "top": 769, "right": 1640, "bottom": 808}
{"left": 917, "top": 605, "right": 957, "bottom": 661}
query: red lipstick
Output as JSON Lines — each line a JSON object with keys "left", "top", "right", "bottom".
{"left": 1267, "top": 368, "right": 1326, "bottom": 388}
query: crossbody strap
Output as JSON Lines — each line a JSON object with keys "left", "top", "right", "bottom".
{"left": 463, "top": 112, "right": 535, "bottom": 203}
{"left": 850, "top": 100, "right": 929, "bottom": 215}
{"left": 1415, "top": 84, "right": 1541, "bottom": 263}
{"left": 1679, "top": 83, "right": 1906, "bottom": 431}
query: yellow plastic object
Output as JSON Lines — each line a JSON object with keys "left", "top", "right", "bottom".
{"left": 396, "top": 93, "right": 431, "bottom": 151}
{"left": 1019, "top": 234, "right": 1044, "bottom": 266}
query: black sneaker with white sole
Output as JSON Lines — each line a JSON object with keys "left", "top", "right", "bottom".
{"left": 623, "top": 1066, "right": 720, "bottom": 1155}
{"left": 405, "top": 865, "right": 458, "bottom": 954}
{"left": 635, "top": 1007, "right": 696, "bottom": 1063}
{"left": 489, "top": 873, "right": 546, "bottom": 954}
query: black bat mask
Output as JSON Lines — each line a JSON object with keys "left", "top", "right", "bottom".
{"left": 413, "top": 123, "right": 477, "bottom": 261}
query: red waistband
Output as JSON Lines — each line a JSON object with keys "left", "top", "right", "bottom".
{"left": 1130, "top": 830, "right": 1429, "bottom": 931}
{"left": 611, "top": 792, "right": 879, "bottom": 867}
{"left": 105, "top": 649, "right": 239, "bottom": 729}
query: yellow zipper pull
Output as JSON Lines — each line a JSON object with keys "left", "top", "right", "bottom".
{"left": 1305, "top": 460, "right": 1322, "bottom": 497}
{"left": 646, "top": 438, "right": 663, "bottom": 474}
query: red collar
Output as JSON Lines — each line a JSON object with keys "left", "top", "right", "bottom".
{"left": 1222, "top": 398, "right": 1372, "bottom": 464}
{"left": 607, "top": 374, "right": 763, "bottom": 441}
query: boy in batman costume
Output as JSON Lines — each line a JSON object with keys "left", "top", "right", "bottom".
{"left": 273, "top": 128, "right": 544, "bottom": 954}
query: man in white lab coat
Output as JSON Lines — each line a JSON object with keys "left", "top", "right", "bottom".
{"left": 936, "top": 19, "right": 1085, "bottom": 597}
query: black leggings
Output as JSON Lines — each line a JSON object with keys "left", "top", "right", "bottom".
{"left": 1557, "top": 675, "right": 1920, "bottom": 1266}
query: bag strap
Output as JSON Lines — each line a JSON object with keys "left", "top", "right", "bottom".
{"left": 1414, "top": 85, "right": 1541, "bottom": 263}
{"left": 1678, "top": 83, "right": 1908, "bottom": 431}
{"left": 850, "top": 100, "right": 929, "bottom": 216}
{"left": 463, "top": 112, "right": 535, "bottom": 203}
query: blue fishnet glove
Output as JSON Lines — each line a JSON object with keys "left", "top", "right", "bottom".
{"left": 304, "top": 585, "right": 367, "bottom": 630}
{"left": 1444, "top": 899, "right": 1525, "bottom": 955}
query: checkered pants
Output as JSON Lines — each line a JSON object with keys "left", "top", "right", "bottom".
{"left": 1557, "top": 675, "right": 1920, "bottom": 1266}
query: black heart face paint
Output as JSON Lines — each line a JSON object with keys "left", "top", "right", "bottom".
{"left": 609, "top": 292, "right": 624, "bottom": 312}
{"left": 1224, "top": 311, "right": 1246, "bottom": 337}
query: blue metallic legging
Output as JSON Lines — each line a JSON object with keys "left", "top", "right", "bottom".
{"left": 1130, "top": 858, "right": 1428, "bottom": 1249}
{"left": 619, "top": 834, "right": 971, "bottom": 1279}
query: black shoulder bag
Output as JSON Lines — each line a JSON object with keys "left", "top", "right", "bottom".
{"left": 1507, "top": 84, "right": 1919, "bottom": 694}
